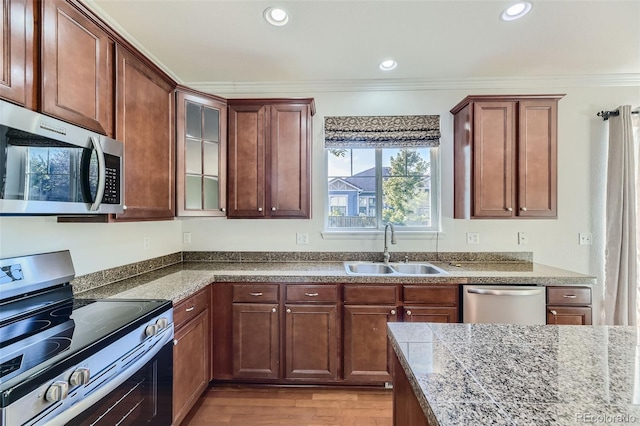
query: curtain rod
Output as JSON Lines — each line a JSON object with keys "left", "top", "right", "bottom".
{"left": 597, "top": 109, "right": 639, "bottom": 121}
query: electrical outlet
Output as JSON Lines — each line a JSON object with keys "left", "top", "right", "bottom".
{"left": 296, "top": 233, "right": 309, "bottom": 245}
{"left": 143, "top": 237, "right": 150, "bottom": 250}
{"left": 518, "top": 232, "right": 528, "bottom": 245}
{"left": 466, "top": 232, "right": 480, "bottom": 244}
{"left": 183, "top": 232, "right": 191, "bottom": 244}
{"left": 579, "top": 233, "right": 593, "bottom": 245}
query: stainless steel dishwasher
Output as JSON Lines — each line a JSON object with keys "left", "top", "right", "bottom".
{"left": 462, "top": 285, "right": 546, "bottom": 325}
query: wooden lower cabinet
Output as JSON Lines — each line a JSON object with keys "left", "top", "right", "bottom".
{"left": 232, "top": 303, "right": 279, "bottom": 379}
{"left": 173, "top": 288, "right": 210, "bottom": 426}
{"left": 392, "top": 352, "right": 430, "bottom": 426}
{"left": 546, "top": 286, "right": 592, "bottom": 325}
{"left": 285, "top": 304, "right": 338, "bottom": 380}
{"left": 343, "top": 305, "right": 398, "bottom": 382}
{"left": 547, "top": 306, "right": 592, "bottom": 325}
{"left": 403, "top": 306, "right": 458, "bottom": 323}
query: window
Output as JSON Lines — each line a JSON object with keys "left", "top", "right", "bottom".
{"left": 326, "top": 147, "right": 439, "bottom": 231}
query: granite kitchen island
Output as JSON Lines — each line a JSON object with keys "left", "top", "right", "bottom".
{"left": 387, "top": 322, "right": 640, "bottom": 425}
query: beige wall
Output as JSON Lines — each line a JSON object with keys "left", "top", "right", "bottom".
{"left": 1, "top": 84, "right": 639, "bottom": 324}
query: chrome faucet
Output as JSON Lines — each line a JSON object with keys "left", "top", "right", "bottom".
{"left": 383, "top": 223, "right": 396, "bottom": 264}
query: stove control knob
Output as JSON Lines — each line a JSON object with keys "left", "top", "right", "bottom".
{"left": 156, "top": 318, "right": 169, "bottom": 329}
{"left": 69, "top": 368, "right": 90, "bottom": 387}
{"left": 45, "top": 381, "right": 69, "bottom": 402}
{"left": 145, "top": 324, "right": 159, "bottom": 337}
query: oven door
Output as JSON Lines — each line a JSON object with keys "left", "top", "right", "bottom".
{"left": 61, "top": 341, "right": 173, "bottom": 426}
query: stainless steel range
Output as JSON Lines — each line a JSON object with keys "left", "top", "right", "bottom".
{"left": 0, "top": 250, "right": 174, "bottom": 426}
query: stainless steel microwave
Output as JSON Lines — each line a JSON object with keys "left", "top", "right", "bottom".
{"left": 0, "top": 99, "right": 124, "bottom": 215}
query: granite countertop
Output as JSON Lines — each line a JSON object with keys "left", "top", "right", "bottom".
{"left": 387, "top": 322, "right": 640, "bottom": 426}
{"left": 75, "top": 259, "right": 595, "bottom": 304}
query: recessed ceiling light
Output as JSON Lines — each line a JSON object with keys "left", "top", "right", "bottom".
{"left": 379, "top": 60, "right": 398, "bottom": 71}
{"left": 264, "top": 7, "right": 289, "bottom": 26}
{"left": 500, "top": 1, "right": 532, "bottom": 21}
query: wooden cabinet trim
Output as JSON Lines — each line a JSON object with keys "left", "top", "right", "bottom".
{"left": 546, "top": 306, "right": 592, "bottom": 325}
{"left": 547, "top": 286, "right": 591, "bottom": 305}
{"left": 402, "top": 285, "right": 458, "bottom": 306}
{"left": 344, "top": 285, "right": 398, "bottom": 305}
{"left": 286, "top": 284, "right": 338, "bottom": 303}
{"left": 0, "top": 0, "right": 34, "bottom": 108}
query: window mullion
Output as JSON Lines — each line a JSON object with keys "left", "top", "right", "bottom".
{"left": 375, "top": 149, "right": 383, "bottom": 229}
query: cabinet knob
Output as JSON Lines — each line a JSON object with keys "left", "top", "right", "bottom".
{"left": 406, "top": 310, "right": 412, "bottom": 316}
{"left": 272, "top": 307, "right": 277, "bottom": 313}
{"left": 258, "top": 207, "right": 263, "bottom": 212}
{"left": 271, "top": 207, "right": 277, "bottom": 211}
{"left": 390, "top": 309, "right": 396, "bottom": 315}
{"left": 521, "top": 207, "right": 528, "bottom": 212}
{"left": 506, "top": 207, "right": 513, "bottom": 212}
{"left": 286, "top": 308, "right": 291, "bottom": 313}
{"left": 220, "top": 207, "right": 226, "bottom": 212}
{"left": 123, "top": 205, "right": 128, "bottom": 210}
{"left": 173, "top": 339, "right": 178, "bottom": 346}
{"left": 549, "top": 310, "right": 557, "bottom": 316}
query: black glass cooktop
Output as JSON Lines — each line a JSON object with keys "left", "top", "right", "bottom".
{"left": 0, "top": 297, "right": 171, "bottom": 406}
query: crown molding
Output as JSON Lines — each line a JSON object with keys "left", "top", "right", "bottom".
{"left": 188, "top": 74, "right": 640, "bottom": 96}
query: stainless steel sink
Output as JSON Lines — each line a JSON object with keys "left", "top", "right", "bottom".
{"left": 345, "top": 263, "right": 395, "bottom": 275}
{"left": 344, "top": 261, "right": 448, "bottom": 276}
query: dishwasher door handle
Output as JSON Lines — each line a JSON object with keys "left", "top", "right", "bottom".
{"left": 467, "top": 288, "right": 544, "bottom": 297}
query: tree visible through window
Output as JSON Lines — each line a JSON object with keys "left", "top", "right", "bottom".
{"left": 326, "top": 147, "right": 437, "bottom": 231}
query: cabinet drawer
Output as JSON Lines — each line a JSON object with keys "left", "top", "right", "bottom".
{"left": 286, "top": 285, "right": 337, "bottom": 303}
{"left": 174, "top": 287, "right": 210, "bottom": 328}
{"left": 344, "top": 285, "right": 397, "bottom": 305}
{"left": 232, "top": 284, "right": 279, "bottom": 303}
{"left": 547, "top": 287, "right": 591, "bottom": 305}
{"left": 403, "top": 285, "right": 458, "bottom": 306}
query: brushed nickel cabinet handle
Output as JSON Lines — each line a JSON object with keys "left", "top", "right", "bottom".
{"left": 305, "top": 292, "right": 319, "bottom": 297}
{"left": 563, "top": 295, "right": 577, "bottom": 299}
{"left": 249, "top": 292, "right": 263, "bottom": 297}
{"left": 185, "top": 306, "right": 195, "bottom": 312}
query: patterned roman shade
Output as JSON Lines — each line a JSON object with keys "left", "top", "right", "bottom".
{"left": 324, "top": 115, "right": 440, "bottom": 148}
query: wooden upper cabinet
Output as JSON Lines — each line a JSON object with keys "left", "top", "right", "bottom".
{"left": 176, "top": 88, "right": 227, "bottom": 217}
{"left": 41, "top": 0, "right": 113, "bottom": 135}
{"left": 227, "top": 98, "right": 314, "bottom": 219}
{"left": 451, "top": 94, "right": 563, "bottom": 219}
{"left": 0, "top": 0, "right": 34, "bottom": 108}
{"left": 114, "top": 45, "right": 175, "bottom": 221}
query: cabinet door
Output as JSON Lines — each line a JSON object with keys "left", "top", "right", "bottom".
{"left": 343, "top": 305, "right": 398, "bottom": 382}
{"left": 42, "top": 0, "right": 113, "bottom": 135}
{"left": 517, "top": 100, "right": 557, "bottom": 217}
{"left": 285, "top": 304, "right": 338, "bottom": 380}
{"left": 0, "top": 0, "right": 33, "bottom": 108}
{"left": 472, "top": 102, "right": 516, "bottom": 218}
{"left": 232, "top": 303, "right": 279, "bottom": 379}
{"left": 403, "top": 307, "right": 459, "bottom": 323}
{"left": 227, "top": 103, "right": 267, "bottom": 218}
{"left": 268, "top": 103, "right": 311, "bottom": 218}
{"left": 547, "top": 306, "right": 592, "bottom": 325}
{"left": 176, "top": 90, "right": 227, "bottom": 216}
{"left": 173, "top": 309, "right": 210, "bottom": 426}
{"left": 114, "top": 45, "right": 175, "bottom": 221}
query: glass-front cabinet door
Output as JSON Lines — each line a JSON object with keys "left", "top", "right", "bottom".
{"left": 176, "top": 90, "right": 227, "bottom": 216}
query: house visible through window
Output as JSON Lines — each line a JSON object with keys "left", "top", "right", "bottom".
{"left": 326, "top": 147, "right": 438, "bottom": 231}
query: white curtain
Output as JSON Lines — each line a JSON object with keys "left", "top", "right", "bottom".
{"left": 604, "top": 105, "right": 640, "bottom": 326}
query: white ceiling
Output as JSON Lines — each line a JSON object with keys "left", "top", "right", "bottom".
{"left": 85, "top": 0, "right": 640, "bottom": 93}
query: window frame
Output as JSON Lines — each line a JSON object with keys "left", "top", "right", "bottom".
{"left": 323, "top": 147, "right": 441, "bottom": 236}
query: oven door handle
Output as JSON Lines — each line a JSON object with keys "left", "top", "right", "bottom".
{"left": 43, "top": 326, "right": 174, "bottom": 426}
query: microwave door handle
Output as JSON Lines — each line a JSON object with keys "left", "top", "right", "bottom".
{"left": 89, "top": 136, "right": 106, "bottom": 212}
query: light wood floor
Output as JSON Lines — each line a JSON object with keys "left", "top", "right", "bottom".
{"left": 182, "top": 386, "right": 393, "bottom": 426}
